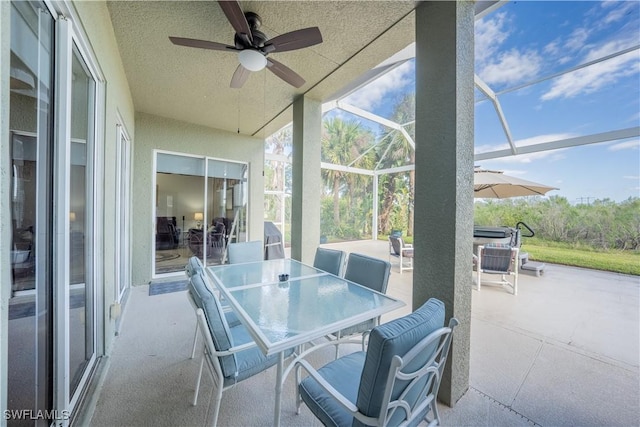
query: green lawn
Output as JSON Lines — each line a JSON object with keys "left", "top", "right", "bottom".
{"left": 521, "top": 242, "right": 640, "bottom": 276}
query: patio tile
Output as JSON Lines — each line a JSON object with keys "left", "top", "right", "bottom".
{"left": 470, "top": 318, "right": 543, "bottom": 404}
{"left": 439, "top": 387, "right": 537, "bottom": 426}
{"left": 512, "top": 342, "right": 640, "bottom": 427}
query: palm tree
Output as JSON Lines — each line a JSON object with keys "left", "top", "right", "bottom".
{"left": 265, "top": 127, "right": 291, "bottom": 223}
{"left": 377, "top": 93, "right": 415, "bottom": 236}
{"left": 321, "top": 117, "right": 367, "bottom": 223}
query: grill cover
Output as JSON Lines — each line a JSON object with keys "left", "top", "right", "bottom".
{"left": 264, "top": 221, "right": 285, "bottom": 260}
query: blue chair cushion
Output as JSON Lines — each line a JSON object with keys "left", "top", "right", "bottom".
{"left": 299, "top": 351, "right": 366, "bottom": 427}
{"left": 340, "top": 254, "right": 391, "bottom": 337}
{"left": 227, "top": 326, "right": 294, "bottom": 386}
{"left": 192, "top": 273, "right": 293, "bottom": 384}
{"left": 188, "top": 274, "right": 240, "bottom": 327}
{"left": 224, "top": 309, "right": 241, "bottom": 328}
{"left": 314, "top": 248, "right": 346, "bottom": 276}
{"left": 344, "top": 253, "right": 391, "bottom": 293}
{"left": 185, "top": 256, "right": 203, "bottom": 278}
{"left": 188, "top": 274, "right": 209, "bottom": 311}
{"left": 191, "top": 273, "right": 238, "bottom": 378}
{"left": 355, "top": 298, "right": 445, "bottom": 426}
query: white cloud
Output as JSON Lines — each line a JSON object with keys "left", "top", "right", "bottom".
{"left": 475, "top": 12, "right": 509, "bottom": 64}
{"left": 602, "top": 1, "right": 637, "bottom": 25}
{"left": 479, "top": 49, "right": 542, "bottom": 86}
{"left": 541, "top": 47, "right": 640, "bottom": 101}
{"left": 475, "top": 12, "right": 542, "bottom": 87}
{"left": 342, "top": 61, "right": 414, "bottom": 111}
{"left": 544, "top": 40, "right": 560, "bottom": 56}
{"left": 608, "top": 139, "right": 640, "bottom": 151}
{"left": 565, "top": 27, "right": 591, "bottom": 52}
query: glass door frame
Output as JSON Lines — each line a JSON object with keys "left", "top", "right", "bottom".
{"left": 52, "top": 3, "right": 106, "bottom": 417}
{"left": 152, "top": 149, "right": 250, "bottom": 279}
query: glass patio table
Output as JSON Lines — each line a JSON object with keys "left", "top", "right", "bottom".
{"left": 206, "top": 257, "right": 405, "bottom": 426}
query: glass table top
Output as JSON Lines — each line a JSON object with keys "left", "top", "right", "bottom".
{"left": 208, "top": 258, "right": 325, "bottom": 289}
{"left": 206, "top": 261, "right": 405, "bottom": 355}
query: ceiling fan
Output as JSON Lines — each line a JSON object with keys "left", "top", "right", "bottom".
{"left": 169, "top": 0, "right": 322, "bottom": 89}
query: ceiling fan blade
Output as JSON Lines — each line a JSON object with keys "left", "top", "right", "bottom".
{"left": 266, "top": 58, "right": 305, "bottom": 88}
{"left": 169, "top": 36, "right": 236, "bottom": 51}
{"left": 263, "top": 27, "right": 322, "bottom": 53}
{"left": 218, "top": 1, "right": 253, "bottom": 44}
{"left": 230, "top": 64, "right": 250, "bottom": 88}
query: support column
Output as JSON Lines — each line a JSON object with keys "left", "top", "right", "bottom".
{"left": 291, "top": 96, "right": 322, "bottom": 264}
{"left": 413, "top": 1, "right": 475, "bottom": 406}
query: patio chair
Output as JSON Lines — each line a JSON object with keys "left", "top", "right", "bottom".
{"left": 296, "top": 298, "right": 458, "bottom": 427}
{"left": 313, "top": 247, "right": 346, "bottom": 276}
{"left": 476, "top": 243, "right": 519, "bottom": 295}
{"left": 185, "top": 256, "right": 239, "bottom": 359}
{"left": 388, "top": 236, "right": 414, "bottom": 274}
{"left": 188, "top": 272, "right": 293, "bottom": 425}
{"left": 331, "top": 253, "right": 391, "bottom": 357}
{"left": 227, "top": 240, "right": 263, "bottom": 264}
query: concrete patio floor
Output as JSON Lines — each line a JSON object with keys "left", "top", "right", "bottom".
{"left": 88, "top": 240, "right": 639, "bottom": 426}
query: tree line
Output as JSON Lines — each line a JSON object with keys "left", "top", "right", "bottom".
{"left": 475, "top": 196, "right": 640, "bottom": 251}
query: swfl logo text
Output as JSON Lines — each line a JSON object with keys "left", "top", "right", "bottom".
{"left": 4, "top": 409, "right": 71, "bottom": 420}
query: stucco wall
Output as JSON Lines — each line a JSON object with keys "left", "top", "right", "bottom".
{"left": 132, "top": 112, "right": 264, "bottom": 286}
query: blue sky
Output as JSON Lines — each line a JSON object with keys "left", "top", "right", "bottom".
{"left": 334, "top": 1, "right": 640, "bottom": 203}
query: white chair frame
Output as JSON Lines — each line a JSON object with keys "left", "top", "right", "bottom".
{"left": 192, "top": 308, "right": 257, "bottom": 425}
{"left": 186, "top": 270, "right": 234, "bottom": 359}
{"left": 476, "top": 245, "right": 519, "bottom": 295}
{"left": 388, "top": 237, "right": 413, "bottom": 274}
{"left": 295, "top": 318, "right": 459, "bottom": 427}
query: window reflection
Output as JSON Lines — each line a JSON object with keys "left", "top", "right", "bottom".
{"left": 154, "top": 154, "right": 248, "bottom": 275}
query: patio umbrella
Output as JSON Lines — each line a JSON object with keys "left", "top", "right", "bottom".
{"left": 474, "top": 168, "right": 558, "bottom": 198}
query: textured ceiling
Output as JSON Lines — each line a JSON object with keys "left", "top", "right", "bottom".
{"left": 106, "top": 1, "right": 417, "bottom": 138}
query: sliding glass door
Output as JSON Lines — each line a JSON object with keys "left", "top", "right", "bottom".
{"left": 154, "top": 152, "right": 248, "bottom": 276}
{"left": 7, "top": 2, "right": 100, "bottom": 422}
{"left": 155, "top": 153, "right": 205, "bottom": 275}
{"left": 8, "top": 2, "right": 55, "bottom": 421}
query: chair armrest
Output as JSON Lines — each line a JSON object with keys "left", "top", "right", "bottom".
{"left": 196, "top": 308, "right": 258, "bottom": 356}
{"left": 405, "top": 243, "right": 413, "bottom": 248}
{"left": 401, "top": 247, "right": 414, "bottom": 257}
{"left": 296, "top": 359, "right": 380, "bottom": 426}
{"left": 214, "top": 340, "right": 257, "bottom": 356}
{"left": 296, "top": 359, "right": 359, "bottom": 414}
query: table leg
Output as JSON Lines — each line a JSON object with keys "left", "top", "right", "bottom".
{"left": 274, "top": 352, "right": 284, "bottom": 427}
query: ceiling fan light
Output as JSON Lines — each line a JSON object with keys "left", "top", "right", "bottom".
{"left": 238, "top": 49, "right": 267, "bottom": 72}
